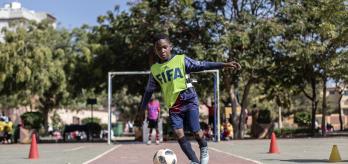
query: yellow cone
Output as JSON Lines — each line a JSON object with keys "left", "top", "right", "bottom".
{"left": 329, "top": 145, "right": 342, "bottom": 162}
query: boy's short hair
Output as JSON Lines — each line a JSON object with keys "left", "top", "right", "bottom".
{"left": 153, "top": 33, "right": 170, "bottom": 44}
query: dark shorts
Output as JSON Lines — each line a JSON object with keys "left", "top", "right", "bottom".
{"left": 169, "top": 95, "right": 200, "bottom": 132}
{"left": 148, "top": 119, "right": 158, "bottom": 129}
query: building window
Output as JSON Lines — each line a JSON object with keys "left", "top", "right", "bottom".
{"left": 343, "top": 91, "right": 348, "bottom": 96}
{"left": 344, "top": 109, "right": 348, "bottom": 115}
{"left": 329, "top": 91, "right": 335, "bottom": 95}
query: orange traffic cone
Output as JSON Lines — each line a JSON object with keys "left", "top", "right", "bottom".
{"left": 269, "top": 132, "right": 279, "bottom": 153}
{"left": 29, "top": 133, "right": 39, "bottom": 159}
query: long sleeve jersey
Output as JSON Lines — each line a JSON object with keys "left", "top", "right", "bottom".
{"left": 140, "top": 55, "right": 224, "bottom": 110}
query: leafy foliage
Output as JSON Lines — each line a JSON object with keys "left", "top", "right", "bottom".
{"left": 50, "top": 110, "right": 63, "bottom": 130}
{"left": 81, "top": 117, "right": 101, "bottom": 124}
{"left": 274, "top": 128, "right": 316, "bottom": 138}
{"left": 294, "top": 111, "right": 311, "bottom": 127}
{"left": 20, "top": 112, "right": 43, "bottom": 130}
{"left": 256, "top": 109, "right": 272, "bottom": 124}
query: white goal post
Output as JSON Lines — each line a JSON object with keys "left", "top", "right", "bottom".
{"left": 107, "top": 70, "right": 221, "bottom": 145}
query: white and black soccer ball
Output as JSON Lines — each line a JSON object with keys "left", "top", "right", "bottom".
{"left": 153, "top": 148, "right": 177, "bottom": 164}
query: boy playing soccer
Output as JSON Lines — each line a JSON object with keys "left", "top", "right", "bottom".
{"left": 140, "top": 33, "right": 241, "bottom": 164}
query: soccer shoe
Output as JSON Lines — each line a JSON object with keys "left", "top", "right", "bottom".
{"left": 200, "top": 146, "right": 209, "bottom": 164}
{"left": 156, "top": 140, "right": 160, "bottom": 145}
{"left": 147, "top": 140, "right": 151, "bottom": 145}
{"left": 189, "top": 161, "right": 199, "bottom": 164}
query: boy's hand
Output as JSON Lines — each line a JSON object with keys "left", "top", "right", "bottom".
{"left": 223, "top": 61, "right": 241, "bottom": 70}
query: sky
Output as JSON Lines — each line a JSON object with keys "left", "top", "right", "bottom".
{"left": 0, "top": 0, "right": 130, "bottom": 29}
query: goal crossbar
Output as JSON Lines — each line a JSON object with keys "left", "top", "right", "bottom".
{"left": 107, "top": 70, "right": 220, "bottom": 144}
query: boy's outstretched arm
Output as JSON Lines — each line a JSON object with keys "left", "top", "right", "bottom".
{"left": 185, "top": 56, "right": 241, "bottom": 73}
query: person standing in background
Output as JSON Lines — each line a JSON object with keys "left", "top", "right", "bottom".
{"left": 145, "top": 96, "right": 161, "bottom": 145}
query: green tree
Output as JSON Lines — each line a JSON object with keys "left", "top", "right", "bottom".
{"left": 0, "top": 20, "right": 71, "bottom": 131}
{"left": 275, "top": 0, "right": 348, "bottom": 135}
{"left": 90, "top": 1, "right": 282, "bottom": 140}
{"left": 332, "top": 51, "right": 348, "bottom": 131}
{"left": 91, "top": 1, "right": 229, "bottom": 122}
{"left": 219, "top": 0, "right": 282, "bottom": 139}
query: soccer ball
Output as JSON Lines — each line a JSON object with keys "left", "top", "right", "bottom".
{"left": 153, "top": 149, "right": 177, "bottom": 164}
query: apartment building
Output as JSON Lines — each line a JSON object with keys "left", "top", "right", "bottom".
{"left": 326, "top": 87, "right": 348, "bottom": 114}
{"left": 0, "top": 2, "right": 56, "bottom": 41}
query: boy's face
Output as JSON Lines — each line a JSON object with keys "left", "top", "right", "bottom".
{"left": 154, "top": 39, "right": 172, "bottom": 61}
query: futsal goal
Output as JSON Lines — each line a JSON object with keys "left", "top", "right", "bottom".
{"left": 107, "top": 70, "right": 221, "bottom": 145}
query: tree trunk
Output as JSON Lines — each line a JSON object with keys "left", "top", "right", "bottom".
{"left": 309, "top": 78, "right": 318, "bottom": 134}
{"left": 338, "top": 94, "right": 343, "bottom": 131}
{"left": 238, "top": 80, "right": 252, "bottom": 139}
{"left": 321, "top": 77, "right": 327, "bottom": 136}
{"left": 278, "top": 106, "right": 282, "bottom": 128}
{"left": 229, "top": 87, "right": 239, "bottom": 139}
{"left": 42, "top": 107, "right": 49, "bottom": 134}
{"left": 223, "top": 70, "right": 240, "bottom": 140}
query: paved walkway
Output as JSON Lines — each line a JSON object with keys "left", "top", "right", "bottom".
{"left": 0, "top": 137, "right": 347, "bottom": 164}
{"left": 89, "top": 142, "right": 257, "bottom": 164}
{"left": 209, "top": 137, "right": 348, "bottom": 164}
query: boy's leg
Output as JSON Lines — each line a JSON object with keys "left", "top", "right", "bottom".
{"left": 194, "top": 130, "right": 207, "bottom": 147}
{"left": 174, "top": 128, "right": 199, "bottom": 163}
{"left": 149, "top": 128, "right": 153, "bottom": 137}
{"left": 155, "top": 128, "right": 160, "bottom": 144}
{"left": 194, "top": 131, "right": 209, "bottom": 164}
{"left": 189, "top": 108, "right": 209, "bottom": 164}
{"left": 147, "top": 128, "right": 152, "bottom": 144}
{"left": 170, "top": 99, "right": 199, "bottom": 163}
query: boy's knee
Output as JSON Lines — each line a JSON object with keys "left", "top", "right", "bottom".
{"left": 193, "top": 131, "right": 203, "bottom": 139}
{"left": 195, "top": 134, "right": 207, "bottom": 148}
{"left": 174, "top": 129, "right": 185, "bottom": 139}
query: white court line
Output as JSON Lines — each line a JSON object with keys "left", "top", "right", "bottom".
{"left": 82, "top": 145, "right": 122, "bottom": 164}
{"left": 210, "top": 147, "right": 262, "bottom": 164}
{"left": 63, "top": 146, "right": 85, "bottom": 152}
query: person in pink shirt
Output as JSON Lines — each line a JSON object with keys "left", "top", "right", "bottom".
{"left": 145, "top": 97, "right": 161, "bottom": 144}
